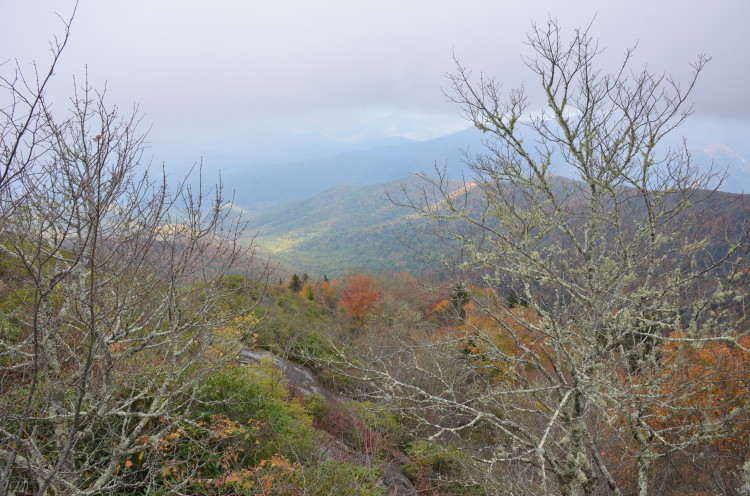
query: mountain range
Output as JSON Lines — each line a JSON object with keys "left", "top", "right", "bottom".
{"left": 217, "top": 127, "right": 482, "bottom": 212}
{"left": 242, "top": 176, "right": 453, "bottom": 278}
{"left": 223, "top": 121, "right": 750, "bottom": 277}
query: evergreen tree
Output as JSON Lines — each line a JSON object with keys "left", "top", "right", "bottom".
{"left": 288, "top": 273, "right": 302, "bottom": 292}
{"left": 450, "top": 283, "right": 469, "bottom": 320}
{"left": 505, "top": 289, "right": 528, "bottom": 308}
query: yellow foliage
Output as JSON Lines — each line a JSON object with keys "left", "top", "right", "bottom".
{"left": 433, "top": 299, "right": 451, "bottom": 314}
{"left": 210, "top": 314, "right": 260, "bottom": 361}
{"left": 244, "top": 357, "right": 289, "bottom": 400}
{"left": 301, "top": 283, "right": 315, "bottom": 301}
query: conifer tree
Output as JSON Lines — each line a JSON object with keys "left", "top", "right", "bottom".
{"left": 288, "top": 273, "right": 303, "bottom": 292}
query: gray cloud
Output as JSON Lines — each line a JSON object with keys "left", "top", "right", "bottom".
{"left": 2, "top": 0, "right": 748, "bottom": 164}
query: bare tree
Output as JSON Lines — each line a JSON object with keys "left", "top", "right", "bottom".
{"left": 0, "top": 51, "right": 261, "bottom": 496}
{"left": 325, "top": 19, "right": 750, "bottom": 496}
{"left": 0, "top": 5, "right": 74, "bottom": 210}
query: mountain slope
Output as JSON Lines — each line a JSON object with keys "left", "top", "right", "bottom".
{"left": 223, "top": 128, "right": 483, "bottom": 211}
{"left": 244, "top": 176, "right": 466, "bottom": 278}
{"left": 243, "top": 173, "right": 750, "bottom": 279}
{"left": 221, "top": 118, "right": 750, "bottom": 214}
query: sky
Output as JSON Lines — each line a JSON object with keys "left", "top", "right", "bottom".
{"left": 2, "top": 0, "right": 749, "bottom": 168}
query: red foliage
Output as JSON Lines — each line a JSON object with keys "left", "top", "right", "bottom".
{"left": 313, "top": 410, "right": 379, "bottom": 455}
{"left": 339, "top": 274, "right": 382, "bottom": 323}
{"left": 313, "top": 410, "right": 354, "bottom": 439}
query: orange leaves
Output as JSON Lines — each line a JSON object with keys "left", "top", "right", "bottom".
{"left": 144, "top": 414, "right": 303, "bottom": 494}
{"left": 107, "top": 342, "right": 126, "bottom": 354}
{"left": 656, "top": 334, "right": 750, "bottom": 424}
{"left": 316, "top": 279, "right": 340, "bottom": 310}
{"left": 456, "top": 296, "right": 553, "bottom": 384}
{"left": 433, "top": 299, "right": 451, "bottom": 315}
{"left": 207, "top": 455, "right": 296, "bottom": 494}
{"left": 210, "top": 416, "right": 254, "bottom": 439}
{"left": 339, "top": 275, "right": 382, "bottom": 323}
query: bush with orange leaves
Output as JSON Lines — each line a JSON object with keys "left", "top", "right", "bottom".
{"left": 639, "top": 335, "right": 750, "bottom": 494}
{"left": 339, "top": 274, "right": 382, "bottom": 323}
{"left": 315, "top": 278, "right": 340, "bottom": 310}
{"left": 323, "top": 18, "right": 750, "bottom": 496}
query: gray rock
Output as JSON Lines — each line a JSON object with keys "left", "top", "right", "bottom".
{"left": 238, "top": 349, "right": 323, "bottom": 396}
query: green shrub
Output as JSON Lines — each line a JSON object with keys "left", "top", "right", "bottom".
{"left": 303, "top": 393, "right": 332, "bottom": 422}
{"left": 291, "top": 459, "right": 385, "bottom": 496}
{"left": 0, "top": 311, "right": 21, "bottom": 345}
{"left": 196, "top": 364, "right": 320, "bottom": 465}
{"left": 402, "top": 440, "right": 488, "bottom": 496}
{"left": 403, "top": 440, "right": 460, "bottom": 479}
{"left": 350, "top": 400, "right": 408, "bottom": 450}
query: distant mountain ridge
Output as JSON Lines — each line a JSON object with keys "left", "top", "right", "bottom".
{"left": 243, "top": 176, "right": 454, "bottom": 278}
{"left": 220, "top": 119, "right": 750, "bottom": 214}
{"left": 243, "top": 173, "right": 749, "bottom": 279}
{"left": 219, "top": 118, "right": 750, "bottom": 275}
{"left": 224, "top": 128, "right": 484, "bottom": 211}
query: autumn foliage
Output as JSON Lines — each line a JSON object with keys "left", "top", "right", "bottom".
{"left": 315, "top": 279, "right": 340, "bottom": 310}
{"left": 301, "top": 282, "right": 315, "bottom": 301}
{"left": 339, "top": 274, "right": 382, "bottom": 323}
{"left": 647, "top": 335, "right": 750, "bottom": 492}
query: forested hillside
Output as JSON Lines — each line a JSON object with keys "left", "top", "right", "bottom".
{"left": 2, "top": 11, "right": 749, "bottom": 496}
{"left": 220, "top": 128, "right": 483, "bottom": 212}
{"left": 245, "top": 176, "right": 468, "bottom": 278}
{"left": 215, "top": 117, "right": 750, "bottom": 215}
{"left": 245, "top": 173, "right": 750, "bottom": 279}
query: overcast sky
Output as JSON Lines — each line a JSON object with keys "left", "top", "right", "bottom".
{"left": 2, "top": 0, "right": 748, "bottom": 165}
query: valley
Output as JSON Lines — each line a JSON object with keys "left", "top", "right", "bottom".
{"left": 4, "top": 7, "right": 750, "bottom": 494}
{"left": 221, "top": 122, "right": 750, "bottom": 279}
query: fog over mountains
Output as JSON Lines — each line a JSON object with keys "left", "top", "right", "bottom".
{"left": 212, "top": 119, "right": 750, "bottom": 214}
{"left": 213, "top": 118, "right": 750, "bottom": 277}
{"left": 212, "top": 128, "right": 479, "bottom": 212}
